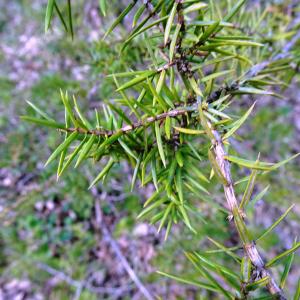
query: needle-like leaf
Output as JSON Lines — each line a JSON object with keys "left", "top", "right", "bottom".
{"left": 256, "top": 204, "right": 295, "bottom": 242}
{"left": 266, "top": 242, "right": 300, "bottom": 268}
{"left": 225, "top": 153, "right": 300, "bottom": 171}
{"left": 45, "top": 131, "right": 79, "bottom": 167}
{"left": 223, "top": 0, "right": 247, "bottom": 22}
{"left": 223, "top": 102, "right": 256, "bottom": 140}
{"left": 183, "top": 3, "right": 207, "bottom": 14}
{"left": 173, "top": 127, "right": 205, "bottom": 135}
{"left": 67, "top": 0, "right": 73, "bottom": 39}
{"left": 103, "top": 0, "right": 137, "bottom": 39}
{"left": 75, "top": 135, "right": 96, "bottom": 168}
{"left": 89, "top": 158, "right": 115, "bottom": 188}
{"left": 21, "top": 116, "right": 65, "bottom": 129}
{"left": 54, "top": 2, "right": 68, "bottom": 33}
{"left": 58, "top": 136, "right": 88, "bottom": 177}
{"left": 131, "top": 154, "right": 142, "bottom": 191}
{"left": 169, "top": 23, "right": 181, "bottom": 61}
{"left": 99, "top": 0, "right": 107, "bottom": 17}
{"left": 157, "top": 271, "right": 218, "bottom": 292}
{"left": 137, "top": 197, "right": 167, "bottom": 219}
{"left": 185, "top": 253, "right": 233, "bottom": 299}
{"left": 116, "top": 71, "right": 157, "bottom": 92}
{"left": 157, "top": 202, "right": 173, "bottom": 233}
{"left": 225, "top": 155, "right": 273, "bottom": 170}
{"left": 197, "top": 21, "right": 220, "bottom": 44}
{"left": 164, "top": 1, "right": 177, "bottom": 46}
{"left": 241, "top": 256, "right": 251, "bottom": 283}
{"left": 201, "top": 70, "right": 234, "bottom": 83}
{"left": 207, "top": 237, "right": 241, "bottom": 263}
{"left": 45, "top": 0, "right": 55, "bottom": 32}
{"left": 245, "top": 276, "right": 269, "bottom": 292}
{"left": 119, "top": 139, "right": 138, "bottom": 161}
{"left": 280, "top": 239, "right": 297, "bottom": 289}
{"left": 155, "top": 121, "right": 166, "bottom": 167}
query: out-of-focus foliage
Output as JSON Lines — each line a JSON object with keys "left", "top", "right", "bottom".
{"left": 1, "top": 0, "right": 300, "bottom": 299}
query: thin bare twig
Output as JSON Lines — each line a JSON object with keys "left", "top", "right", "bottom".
{"left": 36, "top": 262, "right": 133, "bottom": 296}
{"left": 92, "top": 189, "right": 155, "bottom": 300}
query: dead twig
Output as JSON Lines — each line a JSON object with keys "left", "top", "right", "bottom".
{"left": 36, "top": 262, "right": 133, "bottom": 298}
{"left": 91, "top": 188, "right": 155, "bottom": 300}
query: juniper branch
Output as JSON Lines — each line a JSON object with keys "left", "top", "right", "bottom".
{"left": 183, "top": 9, "right": 299, "bottom": 299}
{"left": 57, "top": 54, "right": 290, "bottom": 139}
{"left": 59, "top": 106, "right": 192, "bottom": 136}
{"left": 210, "top": 126, "right": 286, "bottom": 299}
{"left": 58, "top": 21, "right": 298, "bottom": 140}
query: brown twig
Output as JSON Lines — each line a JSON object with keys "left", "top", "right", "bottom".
{"left": 92, "top": 190, "right": 154, "bottom": 300}
{"left": 59, "top": 106, "right": 191, "bottom": 137}
{"left": 36, "top": 262, "right": 133, "bottom": 297}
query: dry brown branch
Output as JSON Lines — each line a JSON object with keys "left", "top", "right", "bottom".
{"left": 36, "top": 262, "right": 133, "bottom": 297}
{"left": 91, "top": 188, "right": 155, "bottom": 300}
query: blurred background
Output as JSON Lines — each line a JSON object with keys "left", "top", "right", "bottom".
{"left": 0, "top": 1, "right": 299, "bottom": 299}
